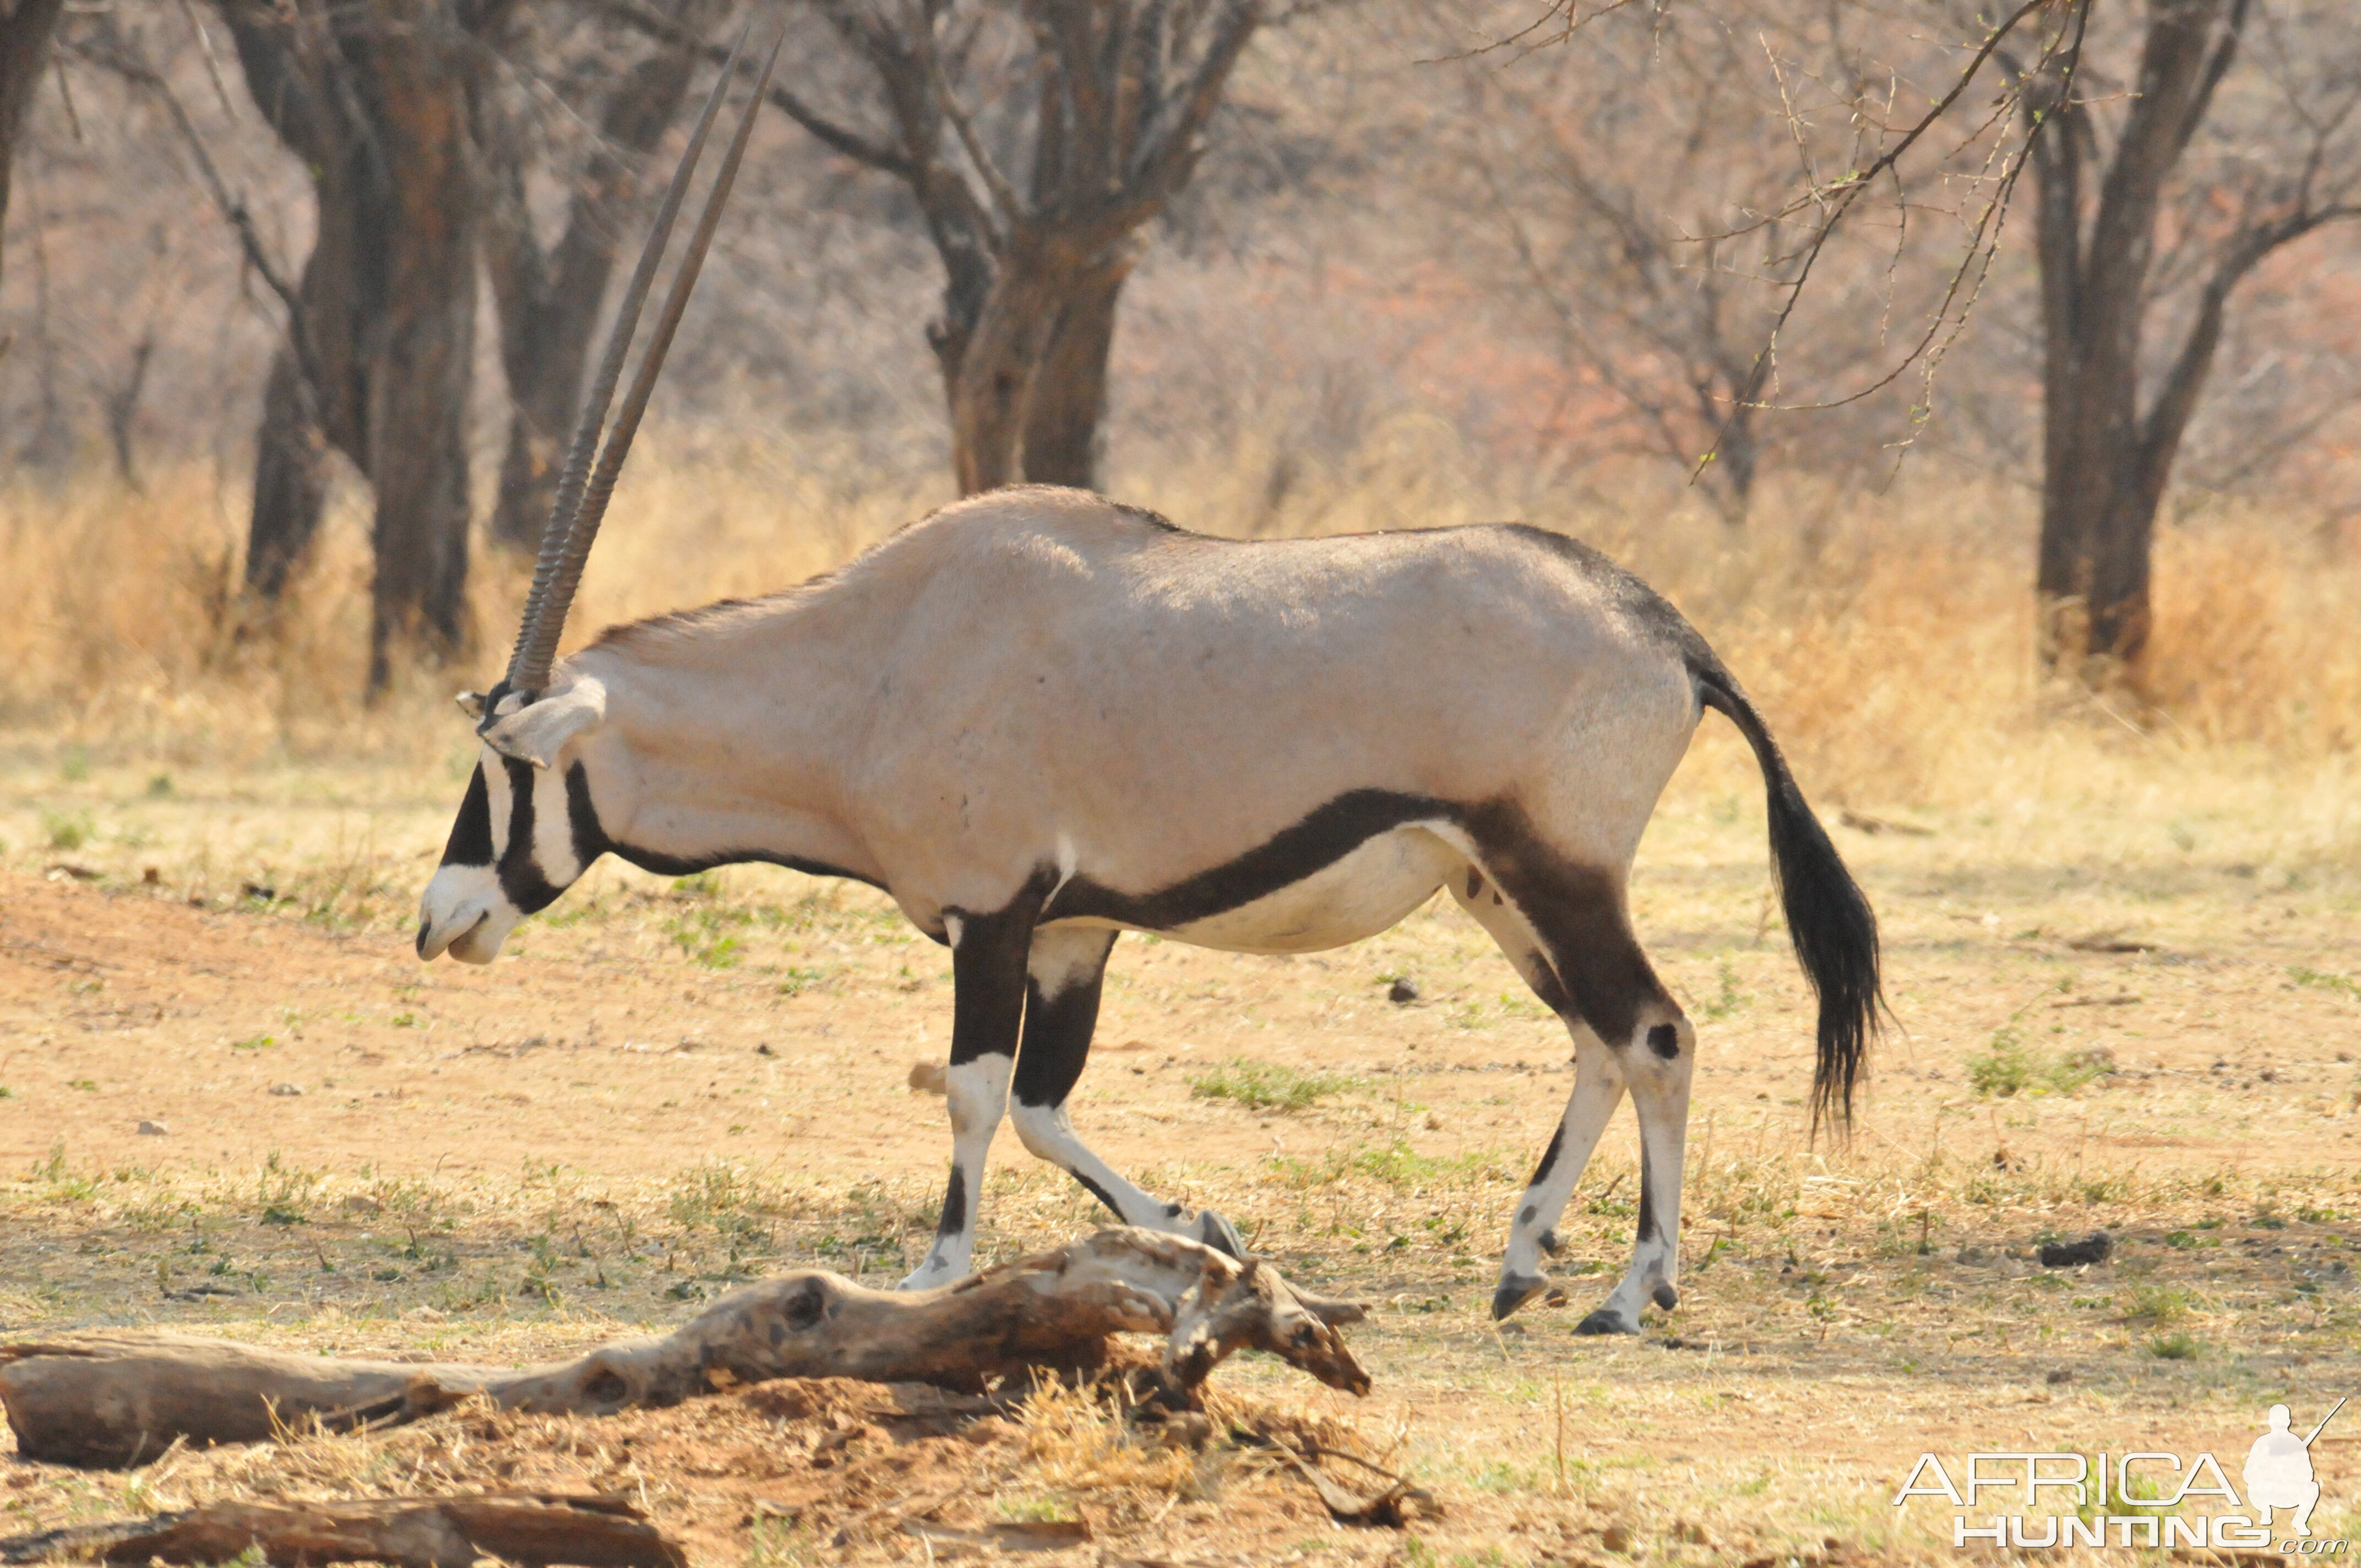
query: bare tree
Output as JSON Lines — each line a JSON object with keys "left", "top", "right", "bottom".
{"left": 473, "top": 2, "right": 717, "bottom": 551}
{"left": 214, "top": 0, "right": 503, "bottom": 692}
{"left": 1443, "top": 6, "right": 1807, "bottom": 522}
{"left": 606, "top": 0, "right": 1259, "bottom": 494}
{"left": 2006, "top": 0, "right": 2361, "bottom": 676}
{"left": 0, "top": 0, "right": 64, "bottom": 311}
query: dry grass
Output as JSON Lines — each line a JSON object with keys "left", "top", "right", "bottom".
{"left": 5, "top": 440, "right": 2358, "bottom": 802}
{"left": 4, "top": 447, "right": 2360, "bottom": 1563}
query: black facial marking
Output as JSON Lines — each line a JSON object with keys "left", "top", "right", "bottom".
{"left": 1164, "top": 1201, "right": 1184, "bottom": 1218}
{"left": 565, "top": 762, "right": 612, "bottom": 869}
{"left": 935, "top": 1166, "right": 967, "bottom": 1238}
{"left": 945, "top": 868, "right": 1059, "bottom": 1068}
{"left": 1527, "top": 1123, "right": 1565, "bottom": 1186}
{"left": 1046, "top": 789, "right": 1450, "bottom": 930}
{"left": 1012, "top": 933, "right": 1118, "bottom": 1108}
{"left": 496, "top": 758, "right": 563, "bottom": 913}
{"left": 439, "top": 765, "right": 494, "bottom": 867}
{"left": 1070, "top": 1168, "right": 1125, "bottom": 1221}
{"left": 1465, "top": 868, "right": 1485, "bottom": 900}
{"left": 1647, "top": 1022, "right": 1680, "bottom": 1059}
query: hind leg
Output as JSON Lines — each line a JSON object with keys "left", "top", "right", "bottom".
{"left": 1008, "top": 925, "right": 1244, "bottom": 1256}
{"left": 1452, "top": 849, "right": 1694, "bottom": 1331}
{"left": 1449, "top": 868, "right": 1626, "bottom": 1318}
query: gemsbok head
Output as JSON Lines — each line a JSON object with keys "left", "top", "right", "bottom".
{"left": 418, "top": 29, "right": 1883, "bottom": 1331}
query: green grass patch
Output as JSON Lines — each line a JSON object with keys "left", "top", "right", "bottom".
{"left": 1966, "top": 1027, "right": 2115, "bottom": 1097}
{"left": 2289, "top": 966, "right": 2359, "bottom": 1000}
{"left": 1186, "top": 1058, "right": 1357, "bottom": 1113}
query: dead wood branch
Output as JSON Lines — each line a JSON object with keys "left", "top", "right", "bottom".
{"left": 0, "top": 1493, "right": 685, "bottom": 1568}
{"left": 0, "top": 1229, "right": 1367, "bottom": 1468}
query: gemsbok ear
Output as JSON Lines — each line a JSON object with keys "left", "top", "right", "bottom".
{"left": 455, "top": 691, "right": 486, "bottom": 720}
{"left": 479, "top": 677, "right": 607, "bottom": 769}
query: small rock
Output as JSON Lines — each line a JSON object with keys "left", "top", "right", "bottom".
{"left": 1422, "top": 1110, "right": 1443, "bottom": 1131}
{"left": 2046, "top": 1368, "right": 2075, "bottom": 1385}
{"left": 141, "top": 867, "right": 161, "bottom": 885}
{"left": 1386, "top": 978, "right": 1419, "bottom": 1005}
{"left": 907, "top": 1060, "right": 947, "bottom": 1095}
{"left": 241, "top": 882, "right": 277, "bottom": 902}
{"left": 755, "top": 1043, "right": 774, "bottom": 1057}
{"left": 2038, "top": 1231, "right": 2113, "bottom": 1268}
{"left": 269, "top": 1082, "right": 304, "bottom": 1097}
{"left": 1598, "top": 1524, "right": 1634, "bottom": 1554}
{"left": 136, "top": 1119, "right": 168, "bottom": 1136}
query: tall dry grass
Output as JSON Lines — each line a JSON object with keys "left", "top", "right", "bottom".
{"left": 3, "top": 431, "right": 2357, "bottom": 816}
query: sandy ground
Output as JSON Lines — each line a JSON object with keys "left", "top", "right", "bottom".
{"left": 3, "top": 739, "right": 2360, "bottom": 1563}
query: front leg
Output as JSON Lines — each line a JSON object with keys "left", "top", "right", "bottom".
{"left": 900, "top": 895, "right": 1040, "bottom": 1289}
{"left": 1009, "top": 925, "right": 1245, "bottom": 1257}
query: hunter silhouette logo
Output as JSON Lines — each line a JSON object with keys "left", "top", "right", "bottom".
{"left": 2247, "top": 1397, "right": 2343, "bottom": 1538}
{"left": 1894, "top": 1395, "right": 2351, "bottom": 1551}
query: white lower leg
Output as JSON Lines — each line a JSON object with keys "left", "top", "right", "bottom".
{"left": 1011, "top": 1102, "right": 1193, "bottom": 1234}
{"left": 900, "top": 1052, "right": 1012, "bottom": 1288}
{"left": 1588, "top": 1053, "right": 1692, "bottom": 1331}
{"left": 1492, "top": 1042, "right": 1625, "bottom": 1317}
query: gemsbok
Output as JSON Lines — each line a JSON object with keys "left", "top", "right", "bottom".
{"left": 416, "top": 34, "right": 1883, "bottom": 1332}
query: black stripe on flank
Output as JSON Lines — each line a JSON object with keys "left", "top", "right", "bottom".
{"left": 1045, "top": 789, "right": 1450, "bottom": 930}
{"left": 935, "top": 1166, "right": 967, "bottom": 1238}
{"left": 439, "top": 765, "right": 494, "bottom": 867}
{"left": 609, "top": 841, "right": 885, "bottom": 890}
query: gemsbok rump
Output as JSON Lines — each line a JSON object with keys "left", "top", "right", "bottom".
{"left": 416, "top": 35, "right": 1883, "bottom": 1332}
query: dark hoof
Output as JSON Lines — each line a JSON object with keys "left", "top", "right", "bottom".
{"left": 1651, "top": 1282, "right": 1678, "bottom": 1311}
{"left": 1575, "top": 1308, "right": 1640, "bottom": 1336}
{"left": 1197, "top": 1210, "right": 1245, "bottom": 1259}
{"left": 1491, "top": 1273, "right": 1547, "bottom": 1321}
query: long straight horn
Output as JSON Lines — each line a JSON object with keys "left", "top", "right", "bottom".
{"left": 502, "top": 21, "right": 774, "bottom": 703}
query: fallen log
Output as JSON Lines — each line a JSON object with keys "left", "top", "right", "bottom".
{"left": 1, "top": 1228, "right": 1366, "bottom": 1467}
{"left": 0, "top": 1493, "right": 684, "bottom": 1567}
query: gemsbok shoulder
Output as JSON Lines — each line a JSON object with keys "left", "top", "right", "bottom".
{"left": 416, "top": 34, "right": 1883, "bottom": 1332}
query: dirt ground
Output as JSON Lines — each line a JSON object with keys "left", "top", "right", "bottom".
{"left": 3, "top": 732, "right": 2359, "bottom": 1565}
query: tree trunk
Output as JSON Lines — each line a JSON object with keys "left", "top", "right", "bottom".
{"left": 481, "top": 31, "right": 701, "bottom": 552}
{"left": 217, "top": 0, "right": 489, "bottom": 693}
{"left": 244, "top": 344, "right": 334, "bottom": 600}
{"left": 0, "top": 0, "right": 64, "bottom": 307}
{"left": 362, "top": 3, "right": 476, "bottom": 690}
{"left": 949, "top": 238, "right": 1074, "bottom": 494}
{"left": 1019, "top": 255, "right": 1128, "bottom": 490}
{"left": 2028, "top": 0, "right": 2239, "bottom": 678}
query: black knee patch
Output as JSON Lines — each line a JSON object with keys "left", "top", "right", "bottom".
{"left": 1651, "top": 1282, "right": 1679, "bottom": 1311}
{"left": 1518, "top": 1204, "right": 1537, "bottom": 1227}
{"left": 935, "top": 1167, "right": 967, "bottom": 1238}
{"left": 1647, "top": 1022, "right": 1680, "bottom": 1059}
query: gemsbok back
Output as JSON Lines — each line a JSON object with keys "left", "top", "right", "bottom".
{"left": 417, "top": 35, "right": 1883, "bottom": 1332}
